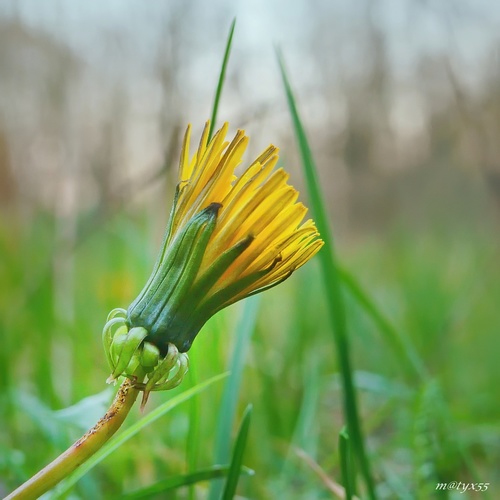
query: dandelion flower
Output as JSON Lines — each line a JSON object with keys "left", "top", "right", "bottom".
{"left": 103, "top": 122, "right": 323, "bottom": 398}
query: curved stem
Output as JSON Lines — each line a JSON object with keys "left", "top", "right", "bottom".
{"left": 6, "top": 377, "right": 142, "bottom": 500}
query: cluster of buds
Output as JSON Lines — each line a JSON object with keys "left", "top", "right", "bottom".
{"left": 102, "top": 308, "right": 188, "bottom": 407}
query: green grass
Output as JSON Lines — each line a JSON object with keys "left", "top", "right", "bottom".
{"left": 278, "top": 49, "right": 376, "bottom": 499}
{"left": 1, "top": 210, "right": 499, "bottom": 498}
{"left": 1, "top": 22, "right": 499, "bottom": 500}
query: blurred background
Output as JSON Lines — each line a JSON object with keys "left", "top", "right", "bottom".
{"left": 1, "top": 0, "right": 499, "bottom": 498}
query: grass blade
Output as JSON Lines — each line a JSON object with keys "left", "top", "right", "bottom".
{"left": 44, "top": 372, "right": 228, "bottom": 499}
{"left": 209, "top": 19, "right": 236, "bottom": 140}
{"left": 208, "top": 295, "right": 260, "bottom": 500}
{"left": 117, "top": 465, "right": 254, "bottom": 500}
{"left": 278, "top": 356, "right": 320, "bottom": 488}
{"left": 339, "top": 426, "right": 356, "bottom": 500}
{"left": 277, "top": 50, "right": 377, "bottom": 500}
{"left": 222, "top": 404, "right": 253, "bottom": 500}
{"left": 339, "top": 266, "right": 428, "bottom": 381}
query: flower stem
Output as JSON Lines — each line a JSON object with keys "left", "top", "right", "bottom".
{"left": 6, "top": 377, "right": 142, "bottom": 500}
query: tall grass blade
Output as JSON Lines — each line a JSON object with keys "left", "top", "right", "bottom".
{"left": 278, "top": 356, "right": 320, "bottom": 487}
{"left": 339, "top": 426, "right": 356, "bottom": 500}
{"left": 178, "top": 18, "right": 236, "bottom": 499}
{"left": 222, "top": 404, "right": 253, "bottom": 500}
{"left": 277, "top": 50, "right": 377, "bottom": 500}
{"left": 209, "top": 19, "right": 236, "bottom": 140}
{"left": 208, "top": 295, "right": 260, "bottom": 500}
{"left": 339, "top": 269, "right": 480, "bottom": 487}
{"left": 339, "top": 267, "right": 428, "bottom": 381}
{"left": 44, "top": 373, "right": 228, "bottom": 499}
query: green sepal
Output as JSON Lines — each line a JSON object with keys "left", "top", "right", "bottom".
{"left": 108, "top": 326, "right": 148, "bottom": 382}
{"left": 128, "top": 186, "right": 183, "bottom": 312}
{"left": 128, "top": 203, "right": 221, "bottom": 354}
{"left": 178, "top": 257, "right": 288, "bottom": 348}
{"left": 151, "top": 205, "right": 219, "bottom": 329}
{"left": 102, "top": 317, "right": 127, "bottom": 371}
{"left": 152, "top": 236, "right": 254, "bottom": 352}
{"left": 198, "top": 254, "right": 283, "bottom": 317}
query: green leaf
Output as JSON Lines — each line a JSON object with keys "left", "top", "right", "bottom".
{"left": 44, "top": 372, "right": 228, "bottom": 499}
{"left": 117, "top": 465, "right": 254, "bottom": 500}
{"left": 277, "top": 49, "right": 377, "bottom": 500}
{"left": 222, "top": 405, "right": 253, "bottom": 500}
{"left": 208, "top": 296, "right": 259, "bottom": 500}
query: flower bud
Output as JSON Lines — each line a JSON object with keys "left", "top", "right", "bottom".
{"left": 102, "top": 121, "right": 323, "bottom": 402}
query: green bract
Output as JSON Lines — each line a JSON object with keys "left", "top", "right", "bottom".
{"left": 128, "top": 202, "right": 222, "bottom": 354}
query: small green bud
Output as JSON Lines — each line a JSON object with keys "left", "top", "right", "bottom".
{"left": 107, "top": 326, "right": 148, "bottom": 384}
{"left": 140, "top": 342, "right": 160, "bottom": 368}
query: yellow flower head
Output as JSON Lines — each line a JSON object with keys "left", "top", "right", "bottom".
{"left": 129, "top": 121, "right": 323, "bottom": 353}
{"left": 103, "top": 122, "right": 323, "bottom": 397}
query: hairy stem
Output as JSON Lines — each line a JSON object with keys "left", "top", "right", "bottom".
{"left": 6, "top": 377, "right": 142, "bottom": 500}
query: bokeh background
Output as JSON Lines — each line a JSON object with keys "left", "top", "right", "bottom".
{"left": 1, "top": 1, "right": 499, "bottom": 498}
